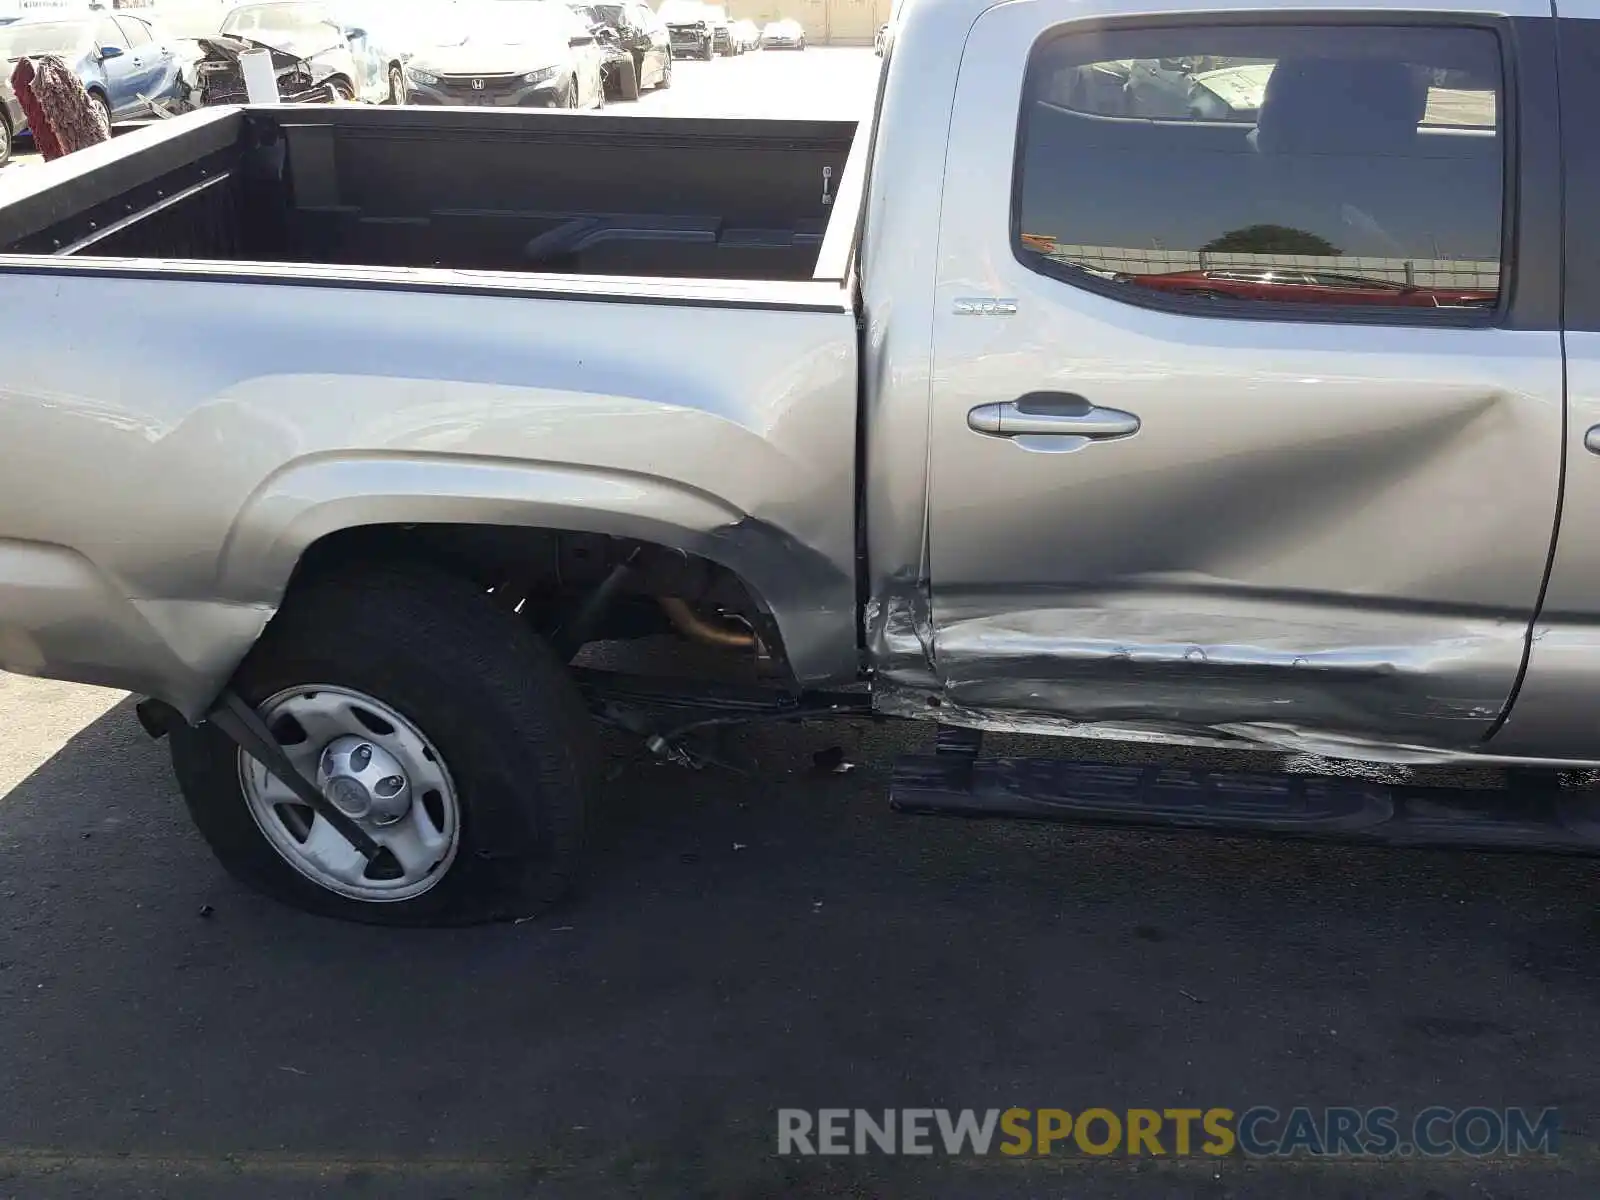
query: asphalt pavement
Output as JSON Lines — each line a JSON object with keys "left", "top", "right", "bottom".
{"left": 1, "top": 47, "right": 1598, "bottom": 1200}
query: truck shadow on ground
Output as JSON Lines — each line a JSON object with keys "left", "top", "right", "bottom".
{"left": 0, "top": 699, "right": 1598, "bottom": 1198}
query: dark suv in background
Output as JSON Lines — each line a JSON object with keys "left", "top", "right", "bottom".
{"left": 658, "top": 0, "right": 713, "bottom": 59}
{"left": 704, "top": 4, "right": 734, "bottom": 54}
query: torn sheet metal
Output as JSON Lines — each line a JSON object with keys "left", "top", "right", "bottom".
{"left": 872, "top": 680, "right": 1554, "bottom": 768}
{"left": 863, "top": 573, "right": 936, "bottom": 686}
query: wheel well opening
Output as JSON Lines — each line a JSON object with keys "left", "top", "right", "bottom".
{"left": 285, "top": 523, "right": 794, "bottom": 679}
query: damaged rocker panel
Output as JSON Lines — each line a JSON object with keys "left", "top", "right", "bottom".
{"left": 866, "top": 577, "right": 1540, "bottom": 762}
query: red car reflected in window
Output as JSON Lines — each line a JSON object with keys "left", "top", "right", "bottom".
{"left": 1119, "top": 268, "right": 1496, "bottom": 309}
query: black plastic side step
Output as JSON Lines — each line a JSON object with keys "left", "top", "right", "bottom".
{"left": 890, "top": 755, "right": 1600, "bottom": 854}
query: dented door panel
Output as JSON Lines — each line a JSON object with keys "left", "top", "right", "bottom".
{"left": 919, "top": 0, "right": 1563, "bottom": 752}
{"left": 927, "top": 317, "right": 1560, "bottom": 750}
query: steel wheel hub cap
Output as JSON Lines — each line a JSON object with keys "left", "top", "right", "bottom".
{"left": 238, "top": 686, "right": 461, "bottom": 903}
{"left": 319, "top": 735, "right": 411, "bottom": 823}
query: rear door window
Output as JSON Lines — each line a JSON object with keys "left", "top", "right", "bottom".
{"left": 115, "top": 16, "right": 152, "bottom": 47}
{"left": 1015, "top": 24, "right": 1504, "bottom": 319}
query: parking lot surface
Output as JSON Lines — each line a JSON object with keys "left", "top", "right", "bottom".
{"left": 1, "top": 46, "right": 1597, "bottom": 1200}
{"left": 620, "top": 45, "right": 878, "bottom": 119}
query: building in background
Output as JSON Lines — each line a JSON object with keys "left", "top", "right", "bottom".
{"left": 723, "top": 0, "right": 885, "bottom": 46}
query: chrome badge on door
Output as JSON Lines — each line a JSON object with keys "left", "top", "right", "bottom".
{"left": 953, "top": 297, "right": 1018, "bottom": 316}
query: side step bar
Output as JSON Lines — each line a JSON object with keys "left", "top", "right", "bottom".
{"left": 890, "top": 755, "right": 1600, "bottom": 854}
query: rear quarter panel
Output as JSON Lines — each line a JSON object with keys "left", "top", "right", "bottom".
{"left": 0, "top": 265, "right": 859, "bottom": 714}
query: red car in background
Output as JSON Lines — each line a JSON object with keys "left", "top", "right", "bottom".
{"left": 1122, "top": 267, "right": 1496, "bottom": 308}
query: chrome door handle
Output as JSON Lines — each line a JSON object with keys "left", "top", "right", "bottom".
{"left": 967, "top": 393, "right": 1141, "bottom": 440}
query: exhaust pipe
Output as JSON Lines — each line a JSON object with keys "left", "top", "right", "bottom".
{"left": 658, "top": 596, "right": 757, "bottom": 650}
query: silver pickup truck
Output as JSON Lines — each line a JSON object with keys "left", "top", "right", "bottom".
{"left": 0, "top": 0, "right": 1595, "bottom": 924}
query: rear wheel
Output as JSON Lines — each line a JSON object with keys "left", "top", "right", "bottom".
{"left": 171, "top": 567, "right": 596, "bottom": 926}
{"left": 0, "top": 115, "right": 11, "bottom": 167}
{"left": 330, "top": 77, "right": 356, "bottom": 102}
{"left": 658, "top": 50, "right": 672, "bottom": 88}
{"left": 560, "top": 74, "right": 578, "bottom": 107}
{"left": 388, "top": 65, "right": 406, "bottom": 104}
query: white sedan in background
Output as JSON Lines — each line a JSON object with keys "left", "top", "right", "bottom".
{"left": 759, "top": 17, "right": 802, "bottom": 48}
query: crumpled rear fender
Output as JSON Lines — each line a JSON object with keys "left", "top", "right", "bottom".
{"left": 215, "top": 452, "right": 859, "bottom": 703}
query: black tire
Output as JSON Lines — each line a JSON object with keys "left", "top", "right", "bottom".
{"left": 388, "top": 64, "right": 406, "bottom": 104}
{"left": 329, "top": 77, "right": 356, "bottom": 102}
{"left": 88, "top": 90, "right": 111, "bottom": 135}
{"left": 0, "top": 115, "right": 11, "bottom": 168}
{"left": 615, "top": 57, "right": 640, "bottom": 100}
{"left": 170, "top": 567, "right": 597, "bottom": 926}
{"left": 560, "top": 75, "right": 578, "bottom": 107}
{"left": 657, "top": 50, "right": 672, "bottom": 88}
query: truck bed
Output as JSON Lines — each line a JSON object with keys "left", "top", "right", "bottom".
{"left": 0, "top": 106, "right": 860, "bottom": 282}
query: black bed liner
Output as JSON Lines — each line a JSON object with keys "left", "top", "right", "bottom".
{"left": 0, "top": 105, "right": 859, "bottom": 282}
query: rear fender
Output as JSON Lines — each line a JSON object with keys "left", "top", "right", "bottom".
{"left": 217, "top": 453, "right": 858, "bottom": 689}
